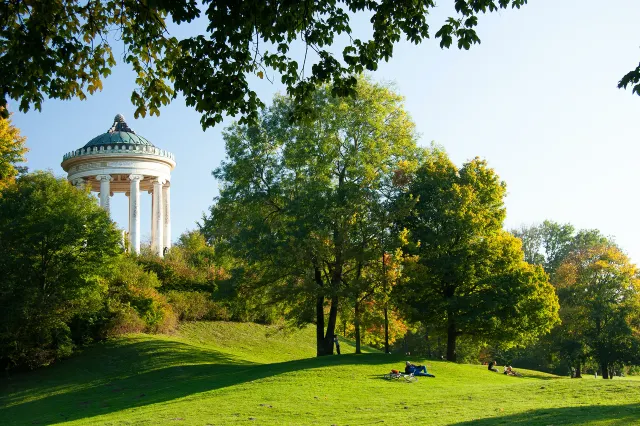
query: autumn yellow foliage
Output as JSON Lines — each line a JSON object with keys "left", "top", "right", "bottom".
{"left": 0, "top": 107, "right": 28, "bottom": 191}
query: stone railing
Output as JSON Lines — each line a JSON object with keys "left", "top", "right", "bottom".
{"left": 62, "top": 144, "right": 175, "bottom": 161}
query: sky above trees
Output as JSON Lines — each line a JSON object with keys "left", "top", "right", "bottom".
{"left": 9, "top": 0, "right": 640, "bottom": 262}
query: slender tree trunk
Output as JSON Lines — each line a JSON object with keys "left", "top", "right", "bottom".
{"left": 383, "top": 306, "right": 389, "bottom": 354}
{"left": 314, "top": 265, "right": 326, "bottom": 357}
{"left": 316, "top": 294, "right": 326, "bottom": 356}
{"left": 381, "top": 244, "right": 390, "bottom": 354}
{"left": 446, "top": 314, "right": 457, "bottom": 362}
{"left": 354, "top": 300, "right": 361, "bottom": 354}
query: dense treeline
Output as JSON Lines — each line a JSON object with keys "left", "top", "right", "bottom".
{"left": 2, "top": 81, "right": 639, "bottom": 377}
{"left": 500, "top": 222, "right": 640, "bottom": 378}
{"left": 0, "top": 177, "right": 240, "bottom": 370}
{"left": 201, "top": 77, "right": 560, "bottom": 360}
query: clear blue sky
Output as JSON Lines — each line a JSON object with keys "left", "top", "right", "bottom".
{"left": 10, "top": 0, "right": 640, "bottom": 262}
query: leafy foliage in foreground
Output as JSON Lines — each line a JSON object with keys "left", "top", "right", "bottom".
{"left": 1, "top": 0, "right": 530, "bottom": 126}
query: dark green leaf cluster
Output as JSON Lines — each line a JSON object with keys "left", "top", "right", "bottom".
{"left": 1, "top": 0, "right": 529, "bottom": 128}
{"left": 0, "top": 172, "right": 121, "bottom": 369}
{"left": 618, "top": 62, "right": 640, "bottom": 96}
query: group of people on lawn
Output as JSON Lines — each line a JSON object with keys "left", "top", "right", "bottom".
{"left": 390, "top": 360, "right": 520, "bottom": 379}
{"left": 487, "top": 360, "right": 519, "bottom": 376}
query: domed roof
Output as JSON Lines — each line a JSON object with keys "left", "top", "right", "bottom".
{"left": 83, "top": 114, "right": 155, "bottom": 148}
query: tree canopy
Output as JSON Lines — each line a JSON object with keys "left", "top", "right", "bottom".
{"left": 0, "top": 172, "right": 121, "bottom": 369}
{"left": 1, "top": 0, "right": 533, "bottom": 126}
{"left": 399, "top": 150, "right": 560, "bottom": 361}
{"left": 202, "top": 77, "right": 421, "bottom": 355}
{"left": 554, "top": 244, "right": 640, "bottom": 379}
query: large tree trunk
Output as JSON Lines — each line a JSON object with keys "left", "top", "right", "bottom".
{"left": 600, "top": 362, "right": 609, "bottom": 379}
{"left": 314, "top": 265, "right": 327, "bottom": 357}
{"left": 322, "top": 295, "right": 339, "bottom": 355}
{"left": 446, "top": 314, "right": 457, "bottom": 362}
{"left": 354, "top": 300, "right": 362, "bottom": 354}
{"left": 574, "top": 361, "right": 582, "bottom": 378}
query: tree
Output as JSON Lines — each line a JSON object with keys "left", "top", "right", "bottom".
{"left": 511, "top": 221, "right": 608, "bottom": 279}
{"left": 554, "top": 244, "right": 640, "bottom": 379}
{"left": 202, "top": 77, "right": 421, "bottom": 355}
{"left": 509, "top": 223, "right": 614, "bottom": 375}
{"left": 0, "top": 107, "right": 27, "bottom": 190}
{"left": 0, "top": 172, "right": 121, "bottom": 369}
{"left": 511, "top": 221, "right": 575, "bottom": 277}
{"left": 399, "top": 150, "right": 560, "bottom": 361}
{"left": 1, "top": 0, "right": 530, "bottom": 125}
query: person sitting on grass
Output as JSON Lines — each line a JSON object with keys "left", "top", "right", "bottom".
{"left": 405, "top": 361, "right": 435, "bottom": 378}
{"left": 504, "top": 365, "right": 520, "bottom": 376}
{"left": 488, "top": 361, "right": 498, "bottom": 372}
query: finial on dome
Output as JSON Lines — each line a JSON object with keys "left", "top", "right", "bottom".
{"left": 108, "top": 113, "right": 135, "bottom": 134}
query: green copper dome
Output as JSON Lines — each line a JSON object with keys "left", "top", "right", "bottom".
{"left": 83, "top": 114, "right": 155, "bottom": 148}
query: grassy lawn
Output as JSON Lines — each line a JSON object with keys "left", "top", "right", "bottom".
{"left": 1, "top": 322, "right": 639, "bottom": 425}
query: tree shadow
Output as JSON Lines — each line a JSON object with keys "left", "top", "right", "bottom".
{"left": 451, "top": 403, "right": 640, "bottom": 426}
{"left": 0, "top": 339, "right": 394, "bottom": 425}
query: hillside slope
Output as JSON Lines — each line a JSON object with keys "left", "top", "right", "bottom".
{"left": 1, "top": 322, "right": 639, "bottom": 425}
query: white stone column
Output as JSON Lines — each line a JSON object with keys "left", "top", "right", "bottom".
{"left": 96, "top": 174, "right": 112, "bottom": 213}
{"left": 129, "top": 174, "right": 143, "bottom": 254}
{"left": 152, "top": 177, "right": 165, "bottom": 257}
{"left": 125, "top": 191, "right": 131, "bottom": 238}
{"left": 163, "top": 184, "right": 171, "bottom": 251}
{"left": 150, "top": 190, "right": 156, "bottom": 249}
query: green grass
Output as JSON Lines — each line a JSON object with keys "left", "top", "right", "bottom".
{"left": 2, "top": 322, "right": 640, "bottom": 425}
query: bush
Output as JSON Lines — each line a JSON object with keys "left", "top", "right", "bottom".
{"left": 101, "top": 256, "right": 178, "bottom": 335}
{"left": 103, "top": 305, "right": 147, "bottom": 337}
{"left": 166, "top": 291, "right": 231, "bottom": 321}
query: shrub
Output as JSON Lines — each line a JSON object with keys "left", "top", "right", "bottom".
{"left": 100, "top": 256, "right": 178, "bottom": 336}
{"left": 166, "top": 290, "right": 231, "bottom": 321}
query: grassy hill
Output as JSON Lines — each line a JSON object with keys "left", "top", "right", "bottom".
{"left": 1, "top": 322, "right": 639, "bottom": 425}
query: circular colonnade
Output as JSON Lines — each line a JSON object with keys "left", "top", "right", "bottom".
{"left": 61, "top": 114, "right": 176, "bottom": 256}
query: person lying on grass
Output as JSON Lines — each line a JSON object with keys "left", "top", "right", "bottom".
{"left": 405, "top": 361, "right": 435, "bottom": 377}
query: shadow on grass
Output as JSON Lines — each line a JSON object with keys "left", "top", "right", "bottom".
{"left": 451, "top": 403, "right": 640, "bottom": 426}
{"left": 0, "top": 338, "right": 396, "bottom": 425}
